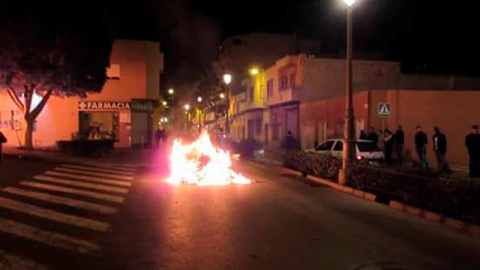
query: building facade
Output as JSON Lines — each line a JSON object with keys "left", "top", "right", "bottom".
{"left": 0, "top": 39, "right": 164, "bottom": 149}
{"left": 226, "top": 53, "right": 480, "bottom": 166}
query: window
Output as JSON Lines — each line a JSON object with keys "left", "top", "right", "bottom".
{"left": 272, "top": 124, "right": 280, "bottom": 141}
{"left": 290, "top": 73, "right": 296, "bottom": 88}
{"left": 280, "top": 76, "right": 288, "bottom": 90}
{"left": 107, "top": 64, "right": 120, "bottom": 80}
{"left": 267, "top": 80, "right": 274, "bottom": 100}
{"left": 357, "top": 141, "right": 379, "bottom": 152}
{"left": 333, "top": 141, "right": 343, "bottom": 151}
{"left": 255, "top": 119, "right": 262, "bottom": 136}
{"left": 249, "top": 87, "right": 254, "bottom": 102}
{"left": 316, "top": 141, "right": 335, "bottom": 151}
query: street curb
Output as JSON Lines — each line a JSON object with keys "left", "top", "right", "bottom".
{"left": 254, "top": 161, "right": 378, "bottom": 205}
{"left": 389, "top": 201, "right": 405, "bottom": 211}
{"left": 252, "top": 159, "right": 480, "bottom": 239}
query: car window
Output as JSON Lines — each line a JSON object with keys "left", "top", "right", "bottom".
{"left": 316, "top": 141, "right": 334, "bottom": 151}
{"left": 333, "top": 141, "right": 343, "bottom": 151}
{"left": 357, "top": 141, "right": 379, "bottom": 152}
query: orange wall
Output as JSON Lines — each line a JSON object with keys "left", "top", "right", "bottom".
{"left": 0, "top": 40, "right": 163, "bottom": 149}
{"left": 370, "top": 90, "right": 480, "bottom": 166}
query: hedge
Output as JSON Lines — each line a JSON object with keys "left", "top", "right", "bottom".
{"left": 284, "top": 150, "right": 480, "bottom": 225}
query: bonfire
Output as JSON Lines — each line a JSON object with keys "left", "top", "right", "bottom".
{"left": 167, "top": 131, "right": 252, "bottom": 186}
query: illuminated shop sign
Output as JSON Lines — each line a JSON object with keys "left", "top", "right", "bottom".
{"left": 78, "top": 100, "right": 157, "bottom": 111}
{"left": 78, "top": 101, "right": 131, "bottom": 111}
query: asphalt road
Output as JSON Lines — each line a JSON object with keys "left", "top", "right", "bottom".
{"left": 1, "top": 155, "right": 480, "bottom": 270}
{"left": 104, "top": 161, "right": 480, "bottom": 270}
{"left": 0, "top": 157, "right": 59, "bottom": 187}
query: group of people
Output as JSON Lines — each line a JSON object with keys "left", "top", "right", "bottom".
{"left": 360, "top": 125, "right": 480, "bottom": 177}
{"left": 154, "top": 128, "right": 168, "bottom": 148}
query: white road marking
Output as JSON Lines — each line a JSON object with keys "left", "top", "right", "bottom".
{"left": 45, "top": 171, "right": 131, "bottom": 187}
{"left": 3, "top": 187, "right": 117, "bottom": 215}
{"left": 0, "top": 249, "right": 47, "bottom": 270}
{"left": 34, "top": 175, "right": 129, "bottom": 194}
{"left": 50, "top": 168, "right": 134, "bottom": 181}
{"left": 0, "top": 218, "right": 99, "bottom": 255}
{"left": 20, "top": 181, "right": 125, "bottom": 204}
{"left": 0, "top": 197, "right": 109, "bottom": 232}
{"left": 62, "top": 164, "right": 135, "bottom": 176}
{"left": 88, "top": 164, "right": 138, "bottom": 173}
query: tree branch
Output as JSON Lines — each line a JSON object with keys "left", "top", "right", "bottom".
{"left": 7, "top": 87, "right": 25, "bottom": 111}
{"left": 31, "top": 88, "right": 53, "bottom": 119}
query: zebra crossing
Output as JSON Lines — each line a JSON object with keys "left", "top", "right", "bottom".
{"left": 0, "top": 163, "right": 139, "bottom": 268}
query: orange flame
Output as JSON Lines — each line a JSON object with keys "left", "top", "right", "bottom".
{"left": 167, "top": 131, "right": 252, "bottom": 186}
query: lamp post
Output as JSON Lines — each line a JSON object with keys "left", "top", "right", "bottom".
{"left": 223, "top": 74, "right": 232, "bottom": 136}
{"left": 168, "top": 88, "right": 174, "bottom": 95}
{"left": 339, "top": 0, "right": 356, "bottom": 185}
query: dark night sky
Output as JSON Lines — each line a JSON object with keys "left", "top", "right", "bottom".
{"left": 117, "top": 0, "right": 479, "bottom": 89}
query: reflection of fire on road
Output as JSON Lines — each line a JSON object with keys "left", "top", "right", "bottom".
{"left": 167, "top": 131, "right": 252, "bottom": 186}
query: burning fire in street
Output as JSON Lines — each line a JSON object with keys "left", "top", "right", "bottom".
{"left": 167, "top": 131, "right": 252, "bottom": 186}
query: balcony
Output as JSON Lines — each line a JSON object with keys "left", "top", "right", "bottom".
{"left": 266, "top": 87, "right": 301, "bottom": 106}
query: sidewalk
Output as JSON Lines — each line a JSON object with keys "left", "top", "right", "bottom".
{"left": 2, "top": 146, "right": 167, "bottom": 168}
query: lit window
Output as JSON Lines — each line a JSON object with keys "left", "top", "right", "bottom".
{"left": 107, "top": 64, "right": 120, "bottom": 80}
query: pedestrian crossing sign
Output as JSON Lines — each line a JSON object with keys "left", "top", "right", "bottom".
{"left": 377, "top": 102, "right": 391, "bottom": 117}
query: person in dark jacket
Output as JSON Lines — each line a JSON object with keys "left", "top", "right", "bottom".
{"left": 415, "top": 126, "right": 430, "bottom": 169}
{"left": 359, "top": 130, "right": 368, "bottom": 140}
{"left": 433, "top": 127, "right": 451, "bottom": 174}
{"left": 368, "top": 127, "right": 379, "bottom": 145}
{"left": 0, "top": 131, "right": 7, "bottom": 163}
{"left": 466, "top": 125, "right": 480, "bottom": 178}
{"left": 383, "top": 129, "right": 394, "bottom": 164}
{"left": 394, "top": 125, "right": 405, "bottom": 164}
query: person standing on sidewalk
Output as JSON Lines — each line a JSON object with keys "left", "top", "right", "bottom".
{"left": 466, "top": 125, "right": 480, "bottom": 178}
{"left": 394, "top": 125, "right": 405, "bottom": 164}
{"left": 383, "top": 129, "right": 394, "bottom": 164}
{"left": 0, "top": 131, "right": 7, "bottom": 163}
{"left": 368, "top": 127, "right": 379, "bottom": 145}
{"left": 415, "top": 126, "right": 430, "bottom": 169}
{"left": 433, "top": 127, "right": 451, "bottom": 174}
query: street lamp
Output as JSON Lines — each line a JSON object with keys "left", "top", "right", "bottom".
{"left": 339, "top": 0, "right": 356, "bottom": 185}
{"left": 162, "top": 101, "right": 168, "bottom": 106}
{"left": 249, "top": 67, "right": 259, "bottom": 76}
{"left": 184, "top": 104, "right": 190, "bottom": 111}
{"left": 223, "top": 74, "right": 232, "bottom": 136}
{"left": 219, "top": 93, "right": 226, "bottom": 99}
{"left": 197, "top": 96, "right": 202, "bottom": 103}
{"left": 168, "top": 88, "right": 174, "bottom": 95}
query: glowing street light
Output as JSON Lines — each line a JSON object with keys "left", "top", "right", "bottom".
{"left": 219, "top": 93, "right": 226, "bottom": 99}
{"left": 197, "top": 96, "right": 203, "bottom": 103}
{"left": 223, "top": 74, "right": 232, "bottom": 85}
{"left": 162, "top": 101, "right": 168, "bottom": 106}
{"left": 344, "top": 0, "right": 356, "bottom": 6}
{"left": 168, "top": 88, "right": 174, "bottom": 95}
{"left": 249, "top": 68, "right": 259, "bottom": 76}
{"left": 184, "top": 104, "right": 190, "bottom": 111}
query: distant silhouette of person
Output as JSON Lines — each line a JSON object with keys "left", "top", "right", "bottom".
{"left": 368, "top": 127, "right": 379, "bottom": 145}
{"left": 155, "top": 128, "right": 163, "bottom": 148}
{"left": 415, "top": 126, "right": 429, "bottom": 169}
{"left": 161, "top": 128, "right": 168, "bottom": 144}
{"left": 433, "top": 127, "right": 451, "bottom": 174}
{"left": 383, "top": 129, "right": 394, "bottom": 164}
{"left": 359, "top": 130, "right": 368, "bottom": 140}
{"left": 466, "top": 125, "right": 480, "bottom": 178}
{"left": 0, "top": 131, "right": 7, "bottom": 163}
{"left": 395, "top": 125, "right": 405, "bottom": 164}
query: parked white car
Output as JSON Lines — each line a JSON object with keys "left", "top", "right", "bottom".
{"left": 305, "top": 139, "right": 384, "bottom": 161}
